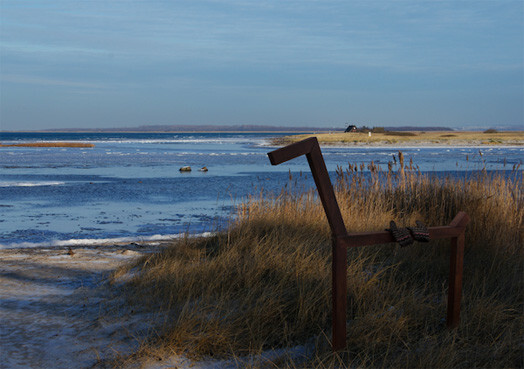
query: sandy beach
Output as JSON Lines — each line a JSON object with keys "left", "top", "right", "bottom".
{"left": 0, "top": 243, "right": 308, "bottom": 368}
{"left": 0, "top": 243, "right": 165, "bottom": 368}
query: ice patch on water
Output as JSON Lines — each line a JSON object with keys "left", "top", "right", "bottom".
{"left": 99, "top": 138, "right": 255, "bottom": 145}
{"left": 0, "top": 232, "right": 214, "bottom": 249}
{"left": 0, "top": 181, "right": 65, "bottom": 187}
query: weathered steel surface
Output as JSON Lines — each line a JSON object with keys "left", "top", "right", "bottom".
{"left": 331, "top": 236, "right": 348, "bottom": 350}
{"left": 447, "top": 233, "right": 465, "bottom": 328}
{"left": 267, "top": 138, "right": 469, "bottom": 351}
{"left": 267, "top": 137, "right": 317, "bottom": 165}
{"left": 268, "top": 137, "right": 347, "bottom": 237}
{"left": 340, "top": 225, "right": 467, "bottom": 248}
{"left": 268, "top": 137, "right": 348, "bottom": 350}
{"left": 447, "top": 211, "right": 469, "bottom": 328}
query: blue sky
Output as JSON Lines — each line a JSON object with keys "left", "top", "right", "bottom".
{"left": 1, "top": 1, "right": 522, "bottom": 130}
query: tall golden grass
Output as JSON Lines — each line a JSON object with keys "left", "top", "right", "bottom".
{"left": 115, "top": 155, "right": 522, "bottom": 368}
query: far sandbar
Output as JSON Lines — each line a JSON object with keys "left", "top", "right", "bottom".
{"left": 270, "top": 131, "right": 524, "bottom": 147}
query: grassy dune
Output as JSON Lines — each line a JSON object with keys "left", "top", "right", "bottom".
{"left": 272, "top": 131, "right": 524, "bottom": 146}
{"left": 0, "top": 142, "right": 95, "bottom": 148}
{"left": 115, "top": 157, "right": 523, "bottom": 368}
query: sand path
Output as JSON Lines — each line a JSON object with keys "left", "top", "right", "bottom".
{"left": 0, "top": 245, "right": 309, "bottom": 369}
{"left": 0, "top": 244, "right": 162, "bottom": 369}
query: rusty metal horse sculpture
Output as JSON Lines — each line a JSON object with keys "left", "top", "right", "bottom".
{"left": 268, "top": 137, "right": 469, "bottom": 351}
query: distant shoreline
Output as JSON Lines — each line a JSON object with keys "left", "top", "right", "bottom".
{"left": 0, "top": 124, "right": 468, "bottom": 134}
{"left": 271, "top": 131, "right": 524, "bottom": 147}
{"left": 2, "top": 130, "right": 523, "bottom": 148}
{"left": 0, "top": 130, "right": 335, "bottom": 134}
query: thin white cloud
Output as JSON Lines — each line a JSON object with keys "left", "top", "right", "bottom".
{"left": 0, "top": 41, "right": 110, "bottom": 57}
{"left": 1, "top": 74, "right": 107, "bottom": 89}
{"left": 0, "top": 0, "right": 522, "bottom": 128}
{"left": 2, "top": 1, "right": 521, "bottom": 71}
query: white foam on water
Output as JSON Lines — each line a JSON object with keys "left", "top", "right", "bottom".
{"left": 2, "top": 137, "right": 263, "bottom": 147}
{"left": 0, "top": 181, "right": 65, "bottom": 187}
{"left": 255, "top": 139, "right": 275, "bottom": 147}
{"left": 0, "top": 232, "right": 215, "bottom": 249}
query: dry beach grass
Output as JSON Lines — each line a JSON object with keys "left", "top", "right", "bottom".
{"left": 272, "top": 131, "right": 524, "bottom": 147}
{"left": 115, "top": 156, "right": 523, "bottom": 368}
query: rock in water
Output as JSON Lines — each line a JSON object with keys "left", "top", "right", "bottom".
{"left": 179, "top": 166, "right": 191, "bottom": 172}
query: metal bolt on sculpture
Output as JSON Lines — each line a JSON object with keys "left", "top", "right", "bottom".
{"left": 267, "top": 137, "right": 469, "bottom": 351}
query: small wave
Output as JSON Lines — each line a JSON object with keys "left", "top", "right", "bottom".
{"left": 0, "top": 181, "right": 65, "bottom": 187}
{"left": 0, "top": 232, "right": 214, "bottom": 249}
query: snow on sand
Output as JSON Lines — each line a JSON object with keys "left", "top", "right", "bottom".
{"left": 0, "top": 244, "right": 311, "bottom": 369}
{"left": 0, "top": 244, "right": 163, "bottom": 368}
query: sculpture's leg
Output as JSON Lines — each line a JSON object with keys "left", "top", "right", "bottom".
{"left": 447, "top": 232, "right": 465, "bottom": 328}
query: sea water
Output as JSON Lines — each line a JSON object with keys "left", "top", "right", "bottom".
{"left": 0, "top": 132, "right": 522, "bottom": 248}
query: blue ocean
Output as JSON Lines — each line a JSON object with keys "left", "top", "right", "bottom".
{"left": 0, "top": 132, "right": 522, "bottom": 248}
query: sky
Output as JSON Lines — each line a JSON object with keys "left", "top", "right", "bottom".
{"left": 0, "top": 0, "right": 523, "bottom": 130}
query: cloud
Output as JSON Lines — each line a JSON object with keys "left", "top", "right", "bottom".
{"left": 1, "top": 74, "right": 107, "bottom": 89}
{"left": 1, "top": 0, "right": 522, "bottom": 128}
{"left": 2, "top": 1, "right": 521, "bottom": 71}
